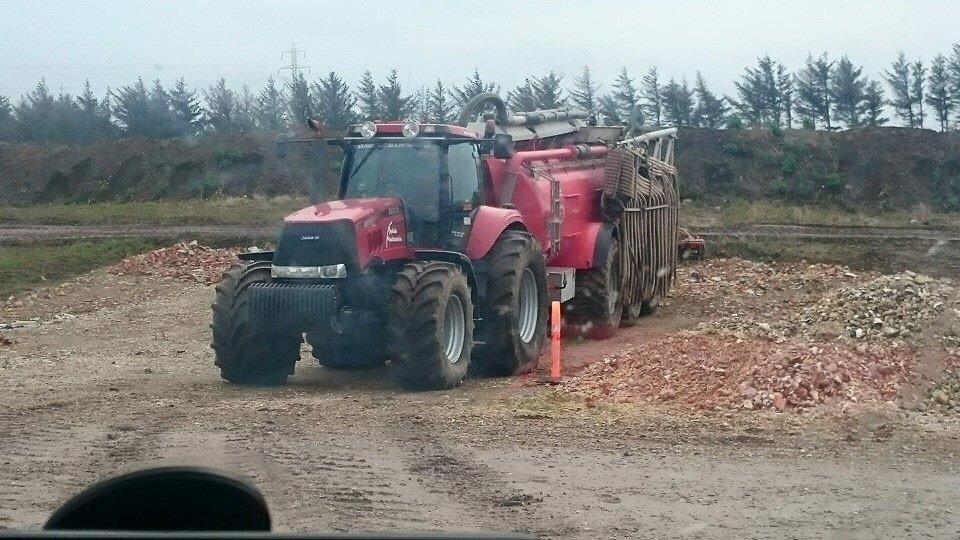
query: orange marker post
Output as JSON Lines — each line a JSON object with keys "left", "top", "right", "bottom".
{"left": 550, "top": 300, "right": 562, "bottom": 380}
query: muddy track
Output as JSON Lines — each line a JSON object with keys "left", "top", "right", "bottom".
{"left": 1, "top": 272, "right": 960, "bottom": 537}
{"left": 701, "top": 223, "right": 960, "bottom": 241}
{"left": 2, "top": 222, "right": 958, "bottom": 245}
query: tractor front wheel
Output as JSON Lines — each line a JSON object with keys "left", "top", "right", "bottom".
{"left": 389, "top": 261, "right": 474, "bottom": 390}
{"left": 210, "top": 260, "right": 301, "bottom": 385}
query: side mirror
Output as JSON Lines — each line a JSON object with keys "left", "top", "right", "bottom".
{"left": 493, "top": 133, "right": 514, "bottom": 159}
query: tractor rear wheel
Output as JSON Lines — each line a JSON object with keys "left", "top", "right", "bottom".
{"left": 389, "top": 261, "right": 474, "bottom": 390}
{"left": 210, "top": 260, "right": 301, "bottom": 385}
{"left": 306, "top": 332, "right": 386, "bottom": 370}
{"left": 569, "top": 242, "right": 623, "bottom": 337}
{"left": 474, "top": 231, "right": 548, "bottom": 376}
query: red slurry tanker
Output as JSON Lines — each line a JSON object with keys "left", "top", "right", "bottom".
{"left": 211, "top": 93, "right": 684, "bottom": 389}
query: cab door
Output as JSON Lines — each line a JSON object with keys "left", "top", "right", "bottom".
{"left": 440, "top": 142, "right": 483, "bottom": 251}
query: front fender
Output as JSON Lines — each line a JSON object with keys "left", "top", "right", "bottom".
{"left": 463, "top": 206, "right": 524, "bottom": 260}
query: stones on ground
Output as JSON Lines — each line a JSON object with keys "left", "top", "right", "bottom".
{"left": 107, "top": 241, "right": 243, "bottom": 285}
{"left": 562, "top": 331, "right": 932, "bottom": 412}
{"left": 692, "top": 260, "right": 958, "bottom": 350}
{"left": 563, "top": 258, "right": 959, "bottom": 413}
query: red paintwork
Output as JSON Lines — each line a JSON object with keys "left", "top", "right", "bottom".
{"left": 285, "top": 197, "right": 412, "bottom": 268}
{"left": 463, "top": 206, "right": 524, "bottom": 259}
{"left": 476, "top": 145, "right": 610, "bottom": 269}
{"left": 285, "top": 198, "right": 398, "bottom": 225}
{"left": 288, "top": 123, "right": 615, "bottom": 271}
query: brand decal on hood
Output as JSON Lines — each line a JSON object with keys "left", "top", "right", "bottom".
{"left": 386, "top": 221, "right": 403, "bottom": 244}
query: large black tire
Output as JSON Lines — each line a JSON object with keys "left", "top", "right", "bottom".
{"left": 306, "top": 331, "right": 386, "bottom": 370}
{"left": 210, "top": 260, "right": 301, "bottom": 385}
{"left": 474, "top": 231, "right": 548, "bottom": 376}
{"left": 388, "top": 261, "right": 474, "bottom": 390}
{"left": 569, "top": 242, "right": 623, "bottom": 337}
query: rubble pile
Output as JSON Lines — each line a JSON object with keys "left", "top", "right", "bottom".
{"left": 109, "top": 241, "right": 241, "bottom": 285}
{"left": 563, "top": 332, "right": 936, "bottom": 411}
{"left": 702, "top": 271, "right": 958, "bottom": 348}
{"left": 677, "top": 258, "right": 864, "bottom": 304}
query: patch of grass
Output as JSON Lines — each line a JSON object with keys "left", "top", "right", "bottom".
{"left": 682, "top": 199, "right": 960, "bottom": 229}
{"left": 0, "top": 196, "right": 309, "bottom": 226}
{"left": 0, "top": 238, "right": 163, "bottom": 298}
{"left": 513, "top": 392, "right": 579, "bottom": 414}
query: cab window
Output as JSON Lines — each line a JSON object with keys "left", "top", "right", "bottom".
{"left": 446, "top": 142, "right": 481, "bottom": 206}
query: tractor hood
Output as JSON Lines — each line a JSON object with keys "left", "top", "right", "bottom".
{"left": 284, "top": 198, "right": 402, "bottom": 225}
{"left": 276, "top": 198, "right": 410, "bottom": 273}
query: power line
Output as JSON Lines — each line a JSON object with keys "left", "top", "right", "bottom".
{"left": 278, "top": 44, "right": 309, "bottom": 77}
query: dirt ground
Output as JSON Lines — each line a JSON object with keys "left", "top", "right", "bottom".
{"left": 1, "top": 262, "right": 959, "bottom": 539}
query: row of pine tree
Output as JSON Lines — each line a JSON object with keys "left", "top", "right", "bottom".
{"left": 2, "top": 44, "right": 960, "bottom": 144}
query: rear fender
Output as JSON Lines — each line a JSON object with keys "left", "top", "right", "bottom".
{"left": 414, "top": 250, "right": 479, "bottom": 306}
{"left": 591, "top": 222, "right": 618, "bottom": 268}
{"left": 463, "top": 206, "right": 525, "bottom": 260}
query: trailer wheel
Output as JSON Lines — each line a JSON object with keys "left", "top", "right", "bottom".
{"left": 389, "top": 261, "right": 474, "bottom": 390}
{"left": 570, "top": 242, "right": 622, "bottom": 337}
{"left": 621, "top": 295, "right": 660, "bottom": 327}
{"left": 620, "top": 301, "right": 644, "bottom": 327}
{"left": 306, "top": 332, "right": 386, "bottom": 370}
{"left": 210, "top": 261, "right": 301, "bottom": 385}
{"left": 474, "top": 231, "right": 548, "bottom": 376}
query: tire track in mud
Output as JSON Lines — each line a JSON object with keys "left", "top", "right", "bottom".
{"left": 0, "top": 394, "right": 184, "bottom": 528}
{"left": 374, "top": 411, "right": 571, "bottom": 538}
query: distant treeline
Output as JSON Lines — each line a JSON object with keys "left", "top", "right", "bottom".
{"left": 2, "top": 44, "right": 960, "bottom": 144}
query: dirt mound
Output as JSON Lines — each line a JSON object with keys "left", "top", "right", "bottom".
{"left": 564, "top": 258, "right": 960, "bottom": 412}
{"left": 108, "top": 241, "right": 240, "bottom": 284}
{"left": 680, "top": 258, "right": 867, "bottom": 303}
{"left": 563, "top": 332, "right": 957, "bottom": 411}
{"left": 700, "top": 267, "right": 959, "bottom": 349}
{"left": 0, "top": 133, "right": 317, "bottom": 205}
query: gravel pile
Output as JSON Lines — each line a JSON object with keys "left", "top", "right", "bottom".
{"left": 701, "top": 271, "right": 958, "bottom": 348}
{"left": 562, "top": 332, "right": 950, "bottom": 411}
{"left": 109, "top": 241, "right": 241, "bottom": 285}
{"left": 678, "top": 259, "right": 865, "bottom": 304}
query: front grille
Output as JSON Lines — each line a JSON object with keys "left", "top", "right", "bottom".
{"left": 273, "top": 222, "right": 359, "bottom": 273}
{"left": 249, "top": 283, "right": 338, "bottom": 331}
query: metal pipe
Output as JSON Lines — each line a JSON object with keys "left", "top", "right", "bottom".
{"left": 500, "top": 145, "right": 609, "bottom": 206}
{"left": 503, "top": 108, "right": 591, "bottom": 126}
{"left": 617, "top": 127, "right": 678, "bottom": 147}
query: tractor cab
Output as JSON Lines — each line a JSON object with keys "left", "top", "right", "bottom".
{"left": 338, "top": 121, "right": 485, "bottom": 250}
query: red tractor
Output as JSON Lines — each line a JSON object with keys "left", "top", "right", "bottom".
{"left": 211, "top": 94, "right": 680, "bottom": 389}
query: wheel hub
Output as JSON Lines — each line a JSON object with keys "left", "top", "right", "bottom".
{"left": 518, "top": 268, "right": 538, "bottom": 343}
{"left": 443, "top": 294, "right": 466, "bottom": 363}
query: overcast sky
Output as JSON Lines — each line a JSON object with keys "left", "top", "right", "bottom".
{"left": 1, "top": 0, "right": 958, "bottom": 102}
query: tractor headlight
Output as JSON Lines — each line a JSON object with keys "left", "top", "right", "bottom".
{"left": 360, "top": 121, "right": 377, "bottom": 139}
{"left": 402, "top": 121, "right": 420, "bottom": 138}
{"left": 271, "top": 264, "right": 347, "bottom": 279}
